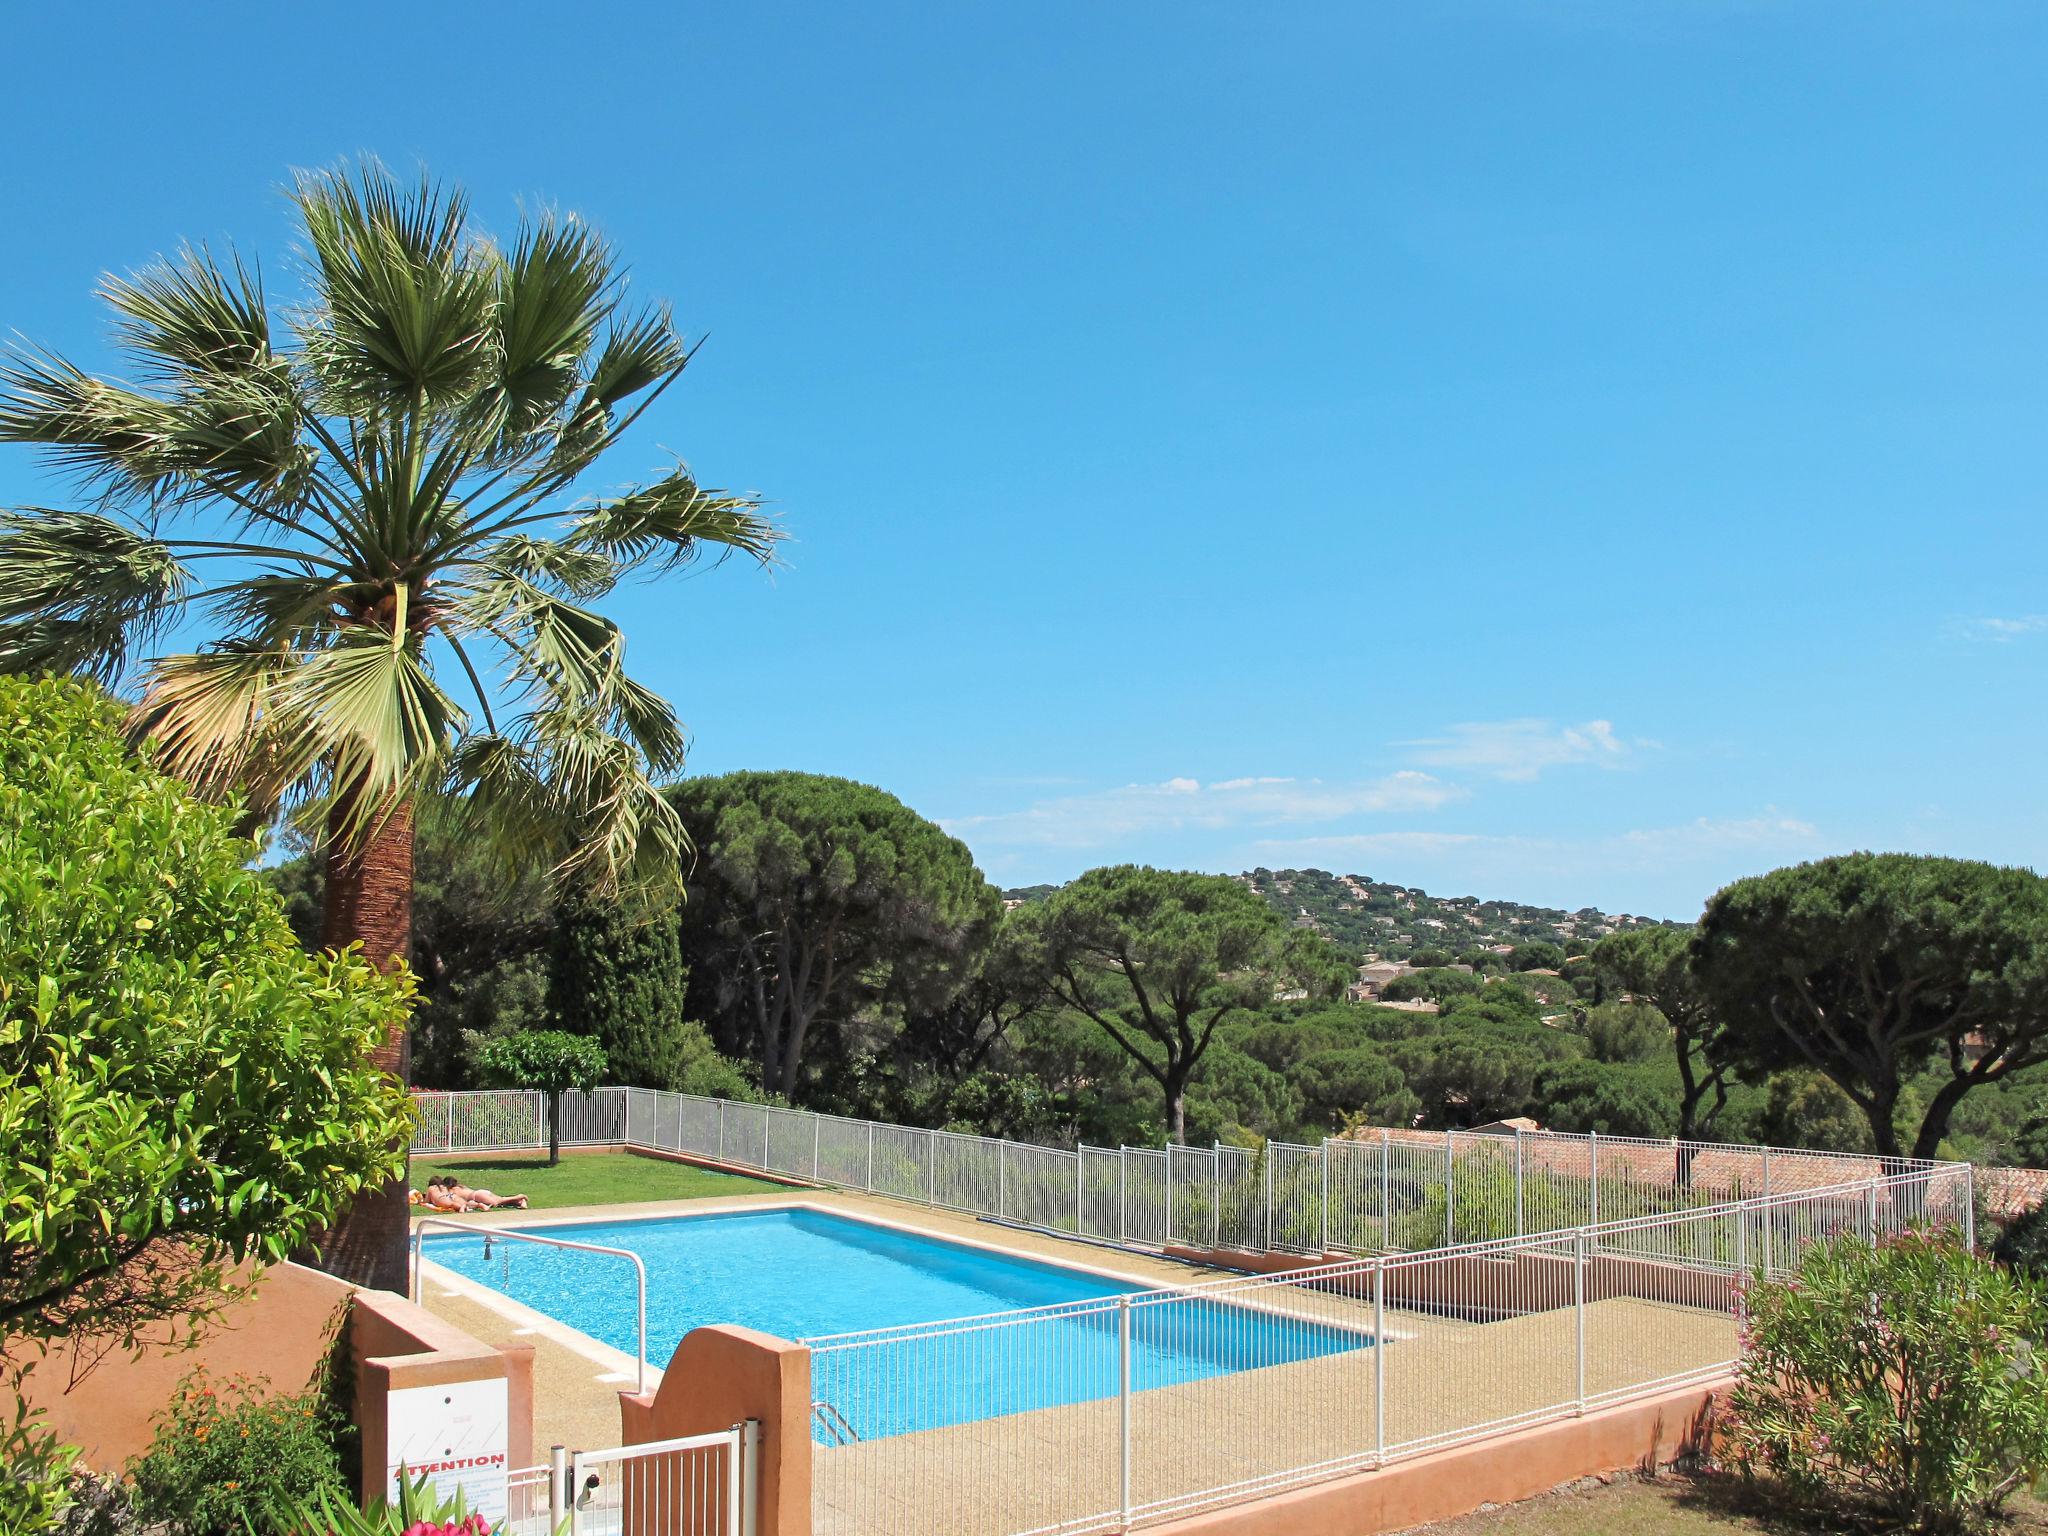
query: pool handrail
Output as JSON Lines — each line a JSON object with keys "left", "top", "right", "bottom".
{"left": 410, "top": 1217, "right": 650, "bottom": 1393}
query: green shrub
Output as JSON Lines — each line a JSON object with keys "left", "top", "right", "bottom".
{"left": 1994, "top": 1201, "right": 2048, "bottom": 1280}
{"left": 1722, "top": 1229, "right": 2048, "bottom": 1532}
{"left": 281, "top": 1471, "right": 490, "bottom": 1536}
{"left": 0, "top": 1373, "right": 82, "bottom": 1536}
{"left": 0, "top": 675, "right": 412, "bottom": 1536}
{"left": 127, "top": 1369, "right": 347, "bottom": 1536}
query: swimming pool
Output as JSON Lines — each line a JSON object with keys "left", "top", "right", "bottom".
{"left": 421, "top": 1207, "right": 1373, "bottom": 1439}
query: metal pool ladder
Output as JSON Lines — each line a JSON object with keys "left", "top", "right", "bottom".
{"left": 812, "top": 1400, "right": 860, "bottom": 1445}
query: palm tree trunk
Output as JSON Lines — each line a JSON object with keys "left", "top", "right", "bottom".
{"left": 307, "top": 792, "right": 416, "bottom": 1292}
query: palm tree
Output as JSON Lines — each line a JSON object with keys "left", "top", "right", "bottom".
{"left": 0, "top": 162, "right": 778, "bottom": 1290}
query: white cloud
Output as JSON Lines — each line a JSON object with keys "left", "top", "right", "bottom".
{"left": 943, "top": 770, "right": 1462, "bottom": 849}
{"left": 1961, "top": 615, "right": 2048, "bottom": 642}
{"left": 1398, "top": 718, "right": 1640, "bottom": 781}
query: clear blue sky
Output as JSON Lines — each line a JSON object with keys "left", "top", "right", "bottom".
{"left": 5, "top": 3, "right": 2044, "bottom": 919}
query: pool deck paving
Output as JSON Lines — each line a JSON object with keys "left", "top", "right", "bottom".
{"left": 412, "top": 1173, "right": 1737, "bottom": 1532}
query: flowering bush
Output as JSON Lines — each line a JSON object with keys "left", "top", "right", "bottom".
{"left": 1721, "top": 1229, "right": 2048, "bottom": 1532}
{"left": 126, "top": 1368, "right": 348, "bottom": 1536}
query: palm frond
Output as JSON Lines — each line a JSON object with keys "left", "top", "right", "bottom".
{"left": 102, "top": 245, "right": 273, "bottom": 384}
{"left": 205, "top": 571, "right": 350, "bottom": 646}
{"left": 451, "top": 561, "right": 683, "bottom": 772}
{"left": 0, "top": 509, "right": 189, "bottom": 681}
{"left": 549, "top": 306, "right": 692, "bottom": 478}
{"left": 293, "top": 161, "right": 496, "bottom": 414}
{"left": 284, "top": 629, "right": 466, "bottom": 830}
{"left": 473, "top": 214, "right": 616, "bottom": 452}
{"left": 453, "top": 709, "right": 686, "bottom": 896}
{"left": 0, "top": 346, "right": 309, "bottom": 514}
{"left": 483, "top": 534, "right": 619, "bottom": 599}
{"left": 569, "top": 466, "right": 778, "bottom": 573}
{"left": 132, "top": 643, "right": 317, "bottom": 813}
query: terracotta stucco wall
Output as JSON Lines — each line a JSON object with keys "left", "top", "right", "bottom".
{"left": 20, "top": 1259, "right": 355, "bottom": 1473}
{"left": 620, "top": 1324, "right": 812, "bottom": 1536}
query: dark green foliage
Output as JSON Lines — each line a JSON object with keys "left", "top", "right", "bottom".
{"left": 1534, "top": 1060, "right": 1677, "bottom": 1137}
{"left": 1381, "top": 967, "right": 1484, "bottom": 1003}
{"left": 1511, "top": 940, "right": 1566, "bottom": 971}
{"left": 1593, "top": 925, "right": 1732, "bottom": 1140}
{"left": 1994, "top": 1203, "right": 2048, "bottom": 1279}
{"left": 1025, "top": 866, "right": 1343, "bottom": 1141}
{"left": 548, "top": 891, "right": 688, "bottom": 1089}
{"left": 126, "top": 1370, "right": 348, "bottom": 1536}
{"left": 476, "top": 1029, "right": 607, "bottom": 1163}
{"left": 1753, "top": 1070, "right": 1874, "bottom": 1152}
{"left": 1696, "top": 854, "right": 2048, "bottom": 1159}
{"left": 1579, "top": 1001, "right": 1668, "bottom": 1064}
{"left": 673, "top": 771, "right": 1000, "bottom": 1100}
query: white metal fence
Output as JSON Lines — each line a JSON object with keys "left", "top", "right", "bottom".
{"left": 805, "top": 1164, "right": 1974, "bottom": 1536}
{"left": 410, "top": 1089, "right": 1976, "bottom": 1536}
{"left": 410, "top": 1086, "right": 1962, "bottom": 1254}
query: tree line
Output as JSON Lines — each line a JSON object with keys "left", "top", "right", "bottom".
{"left": 271, "top": 769, "right": 2048, "bottom": 1166}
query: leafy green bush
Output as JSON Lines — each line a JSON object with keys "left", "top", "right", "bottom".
{"left": 1, "top": 1376, "right": 82, "bottom": 1536}
{"left": 1722, "top": 1229, "right": 2048, "bottom": 1532}
{"left": 0, "top": 675, "right": 414, "bottom": 1535}
{"left": 127, "top": 1370, "right": 347, "bottom": 1536}
{"left": 1995, "top": 1201, "right": 2048, "bottom": 1279}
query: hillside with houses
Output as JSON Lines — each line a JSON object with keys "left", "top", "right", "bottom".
{"left": 1232, "top": 867, "right": 1682, "bottom": 962}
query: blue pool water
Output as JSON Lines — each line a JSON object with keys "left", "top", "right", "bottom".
{"left": 422, "top": 1209, "right": 1372, "bottom": 1440}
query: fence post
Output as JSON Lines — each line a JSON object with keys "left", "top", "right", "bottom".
{"left": 1373, "top": 1259, "right": 1387, "bottom": 1464}
{"left": 1380, "top": 1128, "right": 1392, "bottom": 1251}
{"left": 1206, "top": 1142, "right": 1217, "bottom": 1249}
{"left": 1965, "top": 1168, "right": 1977, "bottom": 1251}
{"left": 1075, "top": 1148, "right": 1084, "bottom": 1236}
{"left": 1263, "top": 1145, "right": 1274, "bottom": 1251}
{"left": 1117, "top": 1295, "right": 1133, "bottom": 1527}
{"left": 927, "top": 1131, "right": 937, "bottom": 1206}
{"left": 1865, "top": 1177, "right": 1879, "bottom": 1240}
{"left": 718, "top": 1098, "right": 728, "bottom": 1163}
{"left": 1119, "top": 1149, "right": 1130, "bottom": 1244}
{"left": 739, "top": 1419, "right": 760, "bottom": 1536}
{"left": 812, "top": 1114, "right": 822, "bottom": 1183}
{"left": 446, "top": 1093, "right": 454, "bottom": 1152}
{"left": 1319, "top": 1142, "right": 1330, "bottom": 1255}
{"left": 1444, "top": 1133, "right": 1456, "bottom": 1248}
{"left": 1573, "top": 1230, "right": 1587, "bottom": 1413}
{"left": 866, "top": 1121, "right": 875, "bottom": 1193}
{"left": 1736, "top": 1195, "right": 1749, "bottom": 1276}
{"left": 1166, "top": 1149, "right": 1175, "bottom": 1244}
{"left": 549, "top": 1444, "right": 567, "bottom": 1533}
{"left": 1760, "top": 1150, "right": 1773, "bottom": 1275}
{"left": 998, "top": 1140, "right": 1008, "bottom": 1220}
{"left": 1514, "top": 1127, "right": 1525, "bottom": 1237}
{"left": 1588, "top": 1131, "right": 1599, "bottom": 1227}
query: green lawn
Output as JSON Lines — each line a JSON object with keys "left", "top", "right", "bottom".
{"left": 1423, "top": 1475, "right": 2048, "bottom": 1535}
{"left": 409, "top": 1150, "right": 784, "bottom": 1210}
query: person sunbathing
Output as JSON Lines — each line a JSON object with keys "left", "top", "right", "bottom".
{"left": 422, "top": 1178, "right": 471, "bottom": 1213}
{"left": 435, "top": 1175, "right": 529, "bottom": 1210}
